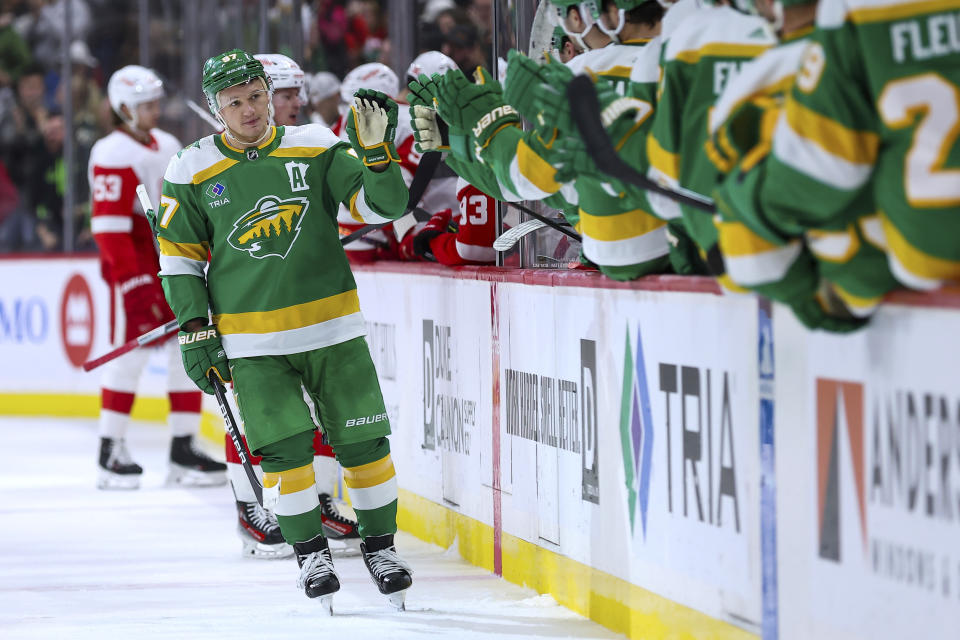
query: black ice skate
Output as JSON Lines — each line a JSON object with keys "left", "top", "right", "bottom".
{"left": 167, "top": 435, "right": 228, "bottom": 486}
{"left": 294, "top": 534, "right": 340, "bottom": 613}
{"left": 236, "top": 500, "right": 293, "bottom": 559}
{"left": 97, "top": 437, "right": 143, "bottom": 490}
{"left": 319, "top": 493, "right": 361, "bottom": 555}
{"left": 361, "top": 534, "right": 413, "bottom": 611}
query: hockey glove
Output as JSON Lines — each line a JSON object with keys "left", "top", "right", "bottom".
{"left": 347, "top": 88, "right": 400, "bottom": 167}
{"left": 706, "top": 98, "right": 779, "bottom": 175}
{"left": 407, "top": 72, "right": 443, "bottom": 108}
{"left": 178, "top": 326, "right": 230, "bottom": 395}
{"left": 120, "top": 274, "right": 174, "bottom": 342}
{"left": 411, "top": 208, "right": 456, "bottom": 261}
{"left": 503, "top": 49, "right": 552, "bottom": 122}
{"left": 436, "top": 68, "right": 520, "bottom": 152}
{"left": 410, "top": 105, "right": 449, "bottom": 153}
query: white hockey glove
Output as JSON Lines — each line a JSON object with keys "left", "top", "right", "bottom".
{"left": 346, "top": 88, "right": 400, "bottom": 166}
{"left": 410, "top": 105, "right": 449, "bottom": 153}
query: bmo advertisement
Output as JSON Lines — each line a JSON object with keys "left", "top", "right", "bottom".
{"left": 0, "top": 257, "right": 113, "bottom": 395}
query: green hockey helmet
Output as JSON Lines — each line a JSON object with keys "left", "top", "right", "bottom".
{"left": 201, "top": 49, "right": 272, "bottom": 116}
{"left": 549, "top": 0, "right": 665, "bottom": 45}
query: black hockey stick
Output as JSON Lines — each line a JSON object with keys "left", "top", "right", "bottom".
{"left": 508, "top": 201, "right": 580, "bottom": 242}
{"left": 341, "top": 150, "right": 442, "bottom": 246}
{"left": 567, "top": 75, "right": 717, "bottom": 214}
{"left": 210, "top": 372, "right": 263, "bottom": 506}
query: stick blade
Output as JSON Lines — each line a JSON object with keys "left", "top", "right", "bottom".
{"left": 493, "top": 219, "right": 547, "bottom": 252}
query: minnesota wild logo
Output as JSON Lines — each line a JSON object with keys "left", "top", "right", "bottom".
{"left": 227, "top": 195, "right": 309, "bottom": 259}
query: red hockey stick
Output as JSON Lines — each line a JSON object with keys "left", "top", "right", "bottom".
{"left": 82, "top": 319, "right": 179, "bottom": 372}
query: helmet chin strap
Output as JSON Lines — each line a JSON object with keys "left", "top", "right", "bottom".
{"left": 216, "top": 80, "right": 276, "bottom": 148}
{"left": 597, "top": 8, "right": 626, "bottom": 43}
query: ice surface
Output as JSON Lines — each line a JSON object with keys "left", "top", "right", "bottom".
{"left": 0, "top": 417, "right": 622, "bottom": 639}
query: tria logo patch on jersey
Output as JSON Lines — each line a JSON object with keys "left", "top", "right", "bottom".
{"left": 206, "top": 182, "right": 230, "bottom": 208}
{"left": 227, "top": 195, "right": 309, "bottom": 259}
{"left": 285, "top": 161, "right": 310, "bottom": 192}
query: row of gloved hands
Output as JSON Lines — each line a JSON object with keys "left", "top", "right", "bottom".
{"left": 407, "top": 50, "right": 640, "bottom": 186}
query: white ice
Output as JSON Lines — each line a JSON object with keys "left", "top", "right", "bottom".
{"left": 0, "top": 417, "right": 622, "bottom": 639}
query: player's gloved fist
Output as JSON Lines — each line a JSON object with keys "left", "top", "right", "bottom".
{"left": 503, "top": 49, "right": 552, "bottom": 120}
{"left": 437, "top": 67, "right": 520, "bottom": 152}
{"left": 120, "top": 274, "right": 174, "bottom": 342}
{"left": 347, "top": 88, "right": 400, "bottom": 167}
{"left": 410, "top": 105, "right": 449, "bottom": 153}
{"left": 178, "top": 325, "right": 231, "bottom": 395}
{"left": 407, "top": 72, "right": 443, "bottom": 108}
{"left": 411, "top": 208, "right": 455, "bottom": 261}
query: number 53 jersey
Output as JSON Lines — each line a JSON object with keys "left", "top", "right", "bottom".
{"left": 761, "top": 0, "right": 960, "bottom": 291}
{"left": 156, "top": 124, "right": 408, "bottom": 359}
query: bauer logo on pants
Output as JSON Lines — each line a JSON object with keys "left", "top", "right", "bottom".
{"left": 227, "top": 195, "right": 309, "bottom": 260}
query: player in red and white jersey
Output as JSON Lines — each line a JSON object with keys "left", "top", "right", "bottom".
{"left": 402, "top": 177, "right": 497, "bottom": 265}
{"left": 89, "top": 65, "right": 227, "bottom": 492}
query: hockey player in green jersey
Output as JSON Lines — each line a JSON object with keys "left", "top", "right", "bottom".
{"left": 154, "top": 49, "right": 412, "bottom": 609}
{"left": 753, "top": 0, "right": 960, "bottom": 292}
{"left": 419, "top": 0, "right": 673, "bottom": 280}
{"left": 708, "top": 0, "right": 898, "bottom": 328}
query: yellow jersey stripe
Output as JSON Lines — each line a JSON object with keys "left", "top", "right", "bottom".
{"left": 157, "top": 237, "right": 208, "bottom": 261}
{"left": 270, "top": 146, "right": 329, "bottom": 158}
{"left": 517, "top": 139, "right": 561, "bottom": 194}
{"left": 348, "top": 190, "right": 364, "bottom": 224}
{"left": 262, "top": 463, "right": 316, "bottom": 495}
{"left": 220, "top": 127, "right": 277, "bottom": 152}
{"left": 674, "top": 43, "right": 771, "bottom": 65}
{"left": 786, "top": 98, "right": 880, "bottom": 165}
{"left": 882, "top": 214, "right": 960, "bottom": 280}
{"left": 191, "top": 158, "right": 238, "bottom": 185}
{"left": 717, "top": 220, "right": 780, "bottom": 257}
{"left": 213, "top": 289, "right": 361, "bottom": 335}
{"left": 848, "top": 0, "right": 960, "bottom": 24}
{"left": 646, "top": 136, "right": 681, "bottom": 181}
{"left": 343, "top": 454, "right": 396, "bottom": 489}
{"left": 580, "top": 208, "right": 665, "bottom": 242}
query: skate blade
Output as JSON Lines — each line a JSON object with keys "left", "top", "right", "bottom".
{"left": 166, "top": 465, "right": 227, "bottom": 487}
{"left": 97, "top": 470, "right": 141, "bottom": 490}
{"left": 387, "top": 590, "right": 407, "bottom": 611}
{"left": 241, "top": 539, "right": 294, "bottom": 559}
{"left": 318, "top": 595, "right": 333, "bottom": 615}
{"left": 326, "top": 536, "right": 362, "bottom": 557}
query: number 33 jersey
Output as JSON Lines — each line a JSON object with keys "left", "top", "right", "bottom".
{"left": 761, "top": 0, "right": 960, "bottom": 291}
{"left": 88, "top": 128, "right": 182, "bottom": 284}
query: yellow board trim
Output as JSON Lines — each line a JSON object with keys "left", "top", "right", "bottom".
{"left": 158, "top": 237, "right": 208, "bottom": 261}
{"left": 191, "top": 158, "right": 239, "bottom": 185}
{"left": 516, "top": 139, "right": 561, "bottom": 194}
{"left": 269, "top": 146, "right": 329, "bottom": 158}
{"left": 213, "top": 289, "right": 361, "bottom": 335}
{"left": 343, "top": 454, "right": 396, "bottom": 489}
{"left": 263, "top": 463, "right": 316, "bottom": 494}
{"left": 396, "top": 489, "right": 755, "bottom": 640}
{"left": 785, "top": 98, "right": 879, "bottom": 165}
{"left": 848, "top": 0, "right": 960, "bottom": 23}
{"left": 673, "top": 43, "right": 771, "bottom": 65}
{"left": 579, "top": 208, "right": 665, "bottom": 243}
{"left": 647, "top": 135, "right": 680, "bottom": 181}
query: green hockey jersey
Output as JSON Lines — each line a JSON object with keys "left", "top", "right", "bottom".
{"left": 156, "top": 124, "right": 408, "bottom": 358}
{"left": 710, "top": 33, "right": 898, "bottom": 319}
{"left": 645, "top": 6, "right": 776, "bottom": 256}
{"left": 761, "top": 0, "right": 960, "bottom": 291}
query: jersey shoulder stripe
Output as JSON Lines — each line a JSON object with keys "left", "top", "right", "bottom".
{"left": 629, "top": 36, "right": 664, "bottom": 84}
{"left": 664, "top": 7, "right": 777, "bottom": 62}
{"left": 710, "top": 39, "right": 808, "bottom": 133}
{"left": 164, "top": 135, "right": 233, "bottom": 185}
{"left": 819, "top": 0, "right": 960, "bottom": 28}
{"left": 270, "top": 123, "right": 344, "bottom": 157}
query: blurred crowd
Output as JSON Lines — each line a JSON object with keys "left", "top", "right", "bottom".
{"left": 0, "top": 0, "right": 497, "bottom": 254}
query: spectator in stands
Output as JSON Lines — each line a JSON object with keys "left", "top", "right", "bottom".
{"left": 0, "top": 3, "right": 32, "bottom": 89}
{"left": 26, "top": 109, "right": 65, "bottom": 250}
{"left": 14, "top": 0, "right": 91, "bottom": 72}
{"left": 307, "top": 71, "right": 342, "bottom": 127}
{"left": 442, "top": 22, "right": 485, "bottom": 72}
{"left": 315, "top": 0, "right": 350, "bottom": 76}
